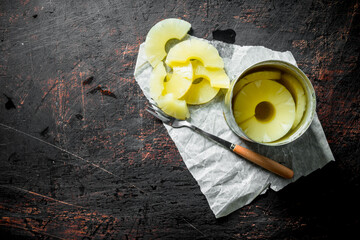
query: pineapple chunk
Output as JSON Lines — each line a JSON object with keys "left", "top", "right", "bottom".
{"left": 233, "top": 80, "right": 295, "bottom": 143}
{"left": 166, "top": 38, "right": 224, "bottom": 69}
{"left": 182, "top": 78, "right": 220, "bottom": 105}
{"left": 192, "top": 60, "right": 230, "bottom": 88}
{"left": 157, "top": 93, "right": 190, "bottom": 120}
{"left": 149, "top": 62, "right": 167, "bottom": 100}
{"left": 145, "top": 18, "right": 191, "bottom": 67}
{"left": 279, "top": 73, "right": 306, "bottom": 129}
{"left": 233, "top": 70, "right": 281, "bottom": 97}
{"left": 164, "top": 61, "right": 193, "bottom": 99}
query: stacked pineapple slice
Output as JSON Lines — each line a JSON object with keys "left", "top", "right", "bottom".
{"left": 233, "top": 70, "right": 307, "bottom": 143}
{"left": 145, "top": 18, "right": 230, "bottom": 119}
{"left": 145, "top": 18, "right": 191, "bottom": 67}
{"left": 279, "top": 73, "right": 306, "bottom": 129}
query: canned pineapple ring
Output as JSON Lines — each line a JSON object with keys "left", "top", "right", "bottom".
{"left": 223, "top": 60, "right": 316, "bottom": 146}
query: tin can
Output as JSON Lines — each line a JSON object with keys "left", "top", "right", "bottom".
{"left": 223, "top": 60, "right": 316, "bottom": 146}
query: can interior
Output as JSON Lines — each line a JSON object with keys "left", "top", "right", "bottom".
{"left": 228, "top": 61, "right": 316, "bottom": 146}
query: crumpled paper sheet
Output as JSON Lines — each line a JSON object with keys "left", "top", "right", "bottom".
{"left": 134, "top": 36, "right": 335, "bottom": 218}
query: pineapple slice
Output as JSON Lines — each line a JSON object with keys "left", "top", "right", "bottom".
{"left": 145, "top": 18, "right": 191, "bottom": 67}
{"left": 279, "top": 73, "right": 306, "bottom": 129}
{"left": 233, "top": 80, "right": 295, "bottom": 143}
{"left": 166, "top": 38, "right": 224, "bottom": 69}
{"left": 164, "top": 61, "right": 193, "bottom": 99}
{"left": 192, "top": 60, "right": 230, "bottom": 88}
{"left": 165, "top": 72, "right": 172, "bottom": 82}
{"left": 157, "top": 93, "right": 190, "bottom": 120}
{"left": 182, "top": 78, "right": 220, "bottom": 105}
{"left": 149, "top": 62, "right": 167, "bottom": 100}
{"left": 233, "top": 70, "right": 281, "bottom": 97}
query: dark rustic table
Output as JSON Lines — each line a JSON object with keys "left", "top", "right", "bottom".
{"left": 1, "top": 0, "right": 359, "bottom": 239}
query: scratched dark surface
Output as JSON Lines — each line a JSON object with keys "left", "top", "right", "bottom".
{"left": 0, "top": 0, "right": 359, "bottom": 239}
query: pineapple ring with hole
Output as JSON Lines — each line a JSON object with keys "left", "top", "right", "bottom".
{"left": 149, "top": 62, "right": 167, "bottom": 101}
{"left": 278, "top": 73, "right": 306, "bottom": 130}
{"left": 233, "top": 80, "right": 296, "bottom": 143}
{"left": 145, "top": 18, "right": 191, "bottom": 67}
{"left": 157, "top": 93, "right": 190, "bottom": 120}
{"left": 182, "top": 78, "right": 220, "bottom": 105}
{"left": 191, "top": 60, "right": 230, "bottom": 89}
{"left": 166, "top": 38, "right": 224, "bottom": 69}
{"left": 164, "top": 61, "right": 193, "bottom": 99}
{"left": 233, "top": 70, "right": 281, "bottom": 97}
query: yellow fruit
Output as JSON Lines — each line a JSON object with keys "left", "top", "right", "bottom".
{"left": 192, "top": 60, "right": 230, "bottom": 88}
{"left": 164, "top": 61, "right": 193, "bottom": 99}
{"left": 145, "top": 18, "right": 191, "bottom": 67}
{"left": 165, "top": 38, "right": 224, "bottom": 69}
{"left": 182, "top": 78, "right": 220, "bottom": 105}
{"left": 149, "top": 62, "right": 167, "bottom": 100}
{"left": 157, "top": 93, "right": 190, "bottom": 120}
{"left": 233, "top": 70, "right": 281, "bottom": 97}
{"left": 233, "top": 80, "right": 295, "bottom": 143}
{"left": 279, "top": 73, "right": 306, "bottom": 129}
{"left": 165, "top": 72, "right": 172, "bottom": 82}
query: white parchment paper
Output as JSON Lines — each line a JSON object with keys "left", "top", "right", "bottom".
{"left": 134, "top": 36, "right": 335, "bottom": 218}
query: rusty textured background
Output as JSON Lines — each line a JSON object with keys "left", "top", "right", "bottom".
{"left": 0, "top": 0, "right": 359, "bottom": 239}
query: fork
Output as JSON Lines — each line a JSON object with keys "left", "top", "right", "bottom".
{"left": 146, "top": 102, "right": 294, "bottom": 179}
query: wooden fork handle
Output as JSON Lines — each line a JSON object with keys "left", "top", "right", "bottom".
{"left": 232, "top": 144, "right": 294, "bottom": 179}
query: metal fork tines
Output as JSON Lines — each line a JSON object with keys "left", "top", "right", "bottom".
{"left": 146, "top": 108, "right": 171, "bottom": 124}
{"left": 147, "top": 102, "right": 192, "bottom": 129}
{"left": 146, "top": 108, "right": 186, "bottom": 128}
{"left": 146, "top": 103, "right": 232, "bottom": 148}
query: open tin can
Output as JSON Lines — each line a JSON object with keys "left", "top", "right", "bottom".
{"left": 223, "top": 60, "right": 316, "bottom": 146}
